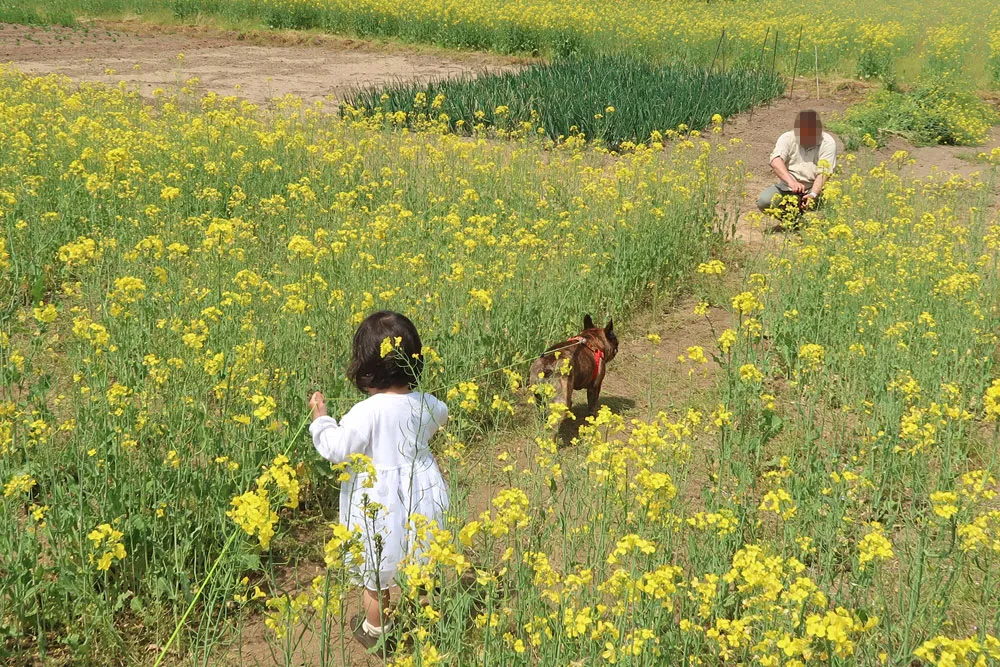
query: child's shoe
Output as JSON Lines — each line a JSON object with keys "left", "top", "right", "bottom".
{"left": 350, "top": 614, "right": 396, "bottom": 656}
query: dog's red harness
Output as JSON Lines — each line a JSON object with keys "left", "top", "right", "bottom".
{"left": 571, "top": 336, "right": 604, "bottom": 382}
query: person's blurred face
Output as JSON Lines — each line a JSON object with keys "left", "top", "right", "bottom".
{"left": 796, "top": 118, "right": 820, "bottom": 148}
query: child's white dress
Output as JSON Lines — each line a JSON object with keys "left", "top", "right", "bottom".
{"left": 310, "top": 392, "right": 450, "bottom": 591}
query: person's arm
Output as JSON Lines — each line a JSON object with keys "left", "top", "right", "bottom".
{"left": 308, "top": 392, "right": 369, "bottom": 463}
{"left": 806, "top": 173, "right": 827, "bottom": 198}
{"left": 808, "top": 136, "right": 836, "bottom": 198}
{"left": 770, "top": 156, "right": 805, "bottom": 193}
{"left": 429, "top": 395, "right": 449, "bottom": 431}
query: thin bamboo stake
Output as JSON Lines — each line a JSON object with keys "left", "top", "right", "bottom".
{"left": 748, "top": 26, "right": 771, "bottom": 124}
{"left": 768, "top": 29, "right": 779, "bottom": 108}
{"left": 789, "top": 27, "right": 803, "bottom": 99}
{"left": 693, "top": 29, "right": 727, "bottom": 127}
{"left": 721, "top": 29, "right": 727, "bottom": 133}
{"left": 814, "top": 44, "right": 820, "bottom": 99}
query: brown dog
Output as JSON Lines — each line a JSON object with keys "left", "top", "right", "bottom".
{"left": 529, "top": 315, "right": 618, "bottom": 414}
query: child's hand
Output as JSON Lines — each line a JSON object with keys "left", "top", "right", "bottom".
{"left": 309, "top": 391, "right": 327, "bottom": 419}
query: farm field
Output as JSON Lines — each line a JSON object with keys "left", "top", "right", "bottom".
{"left": 1, "top": 6, "right": 1000, "bottom": 667}
{"left": 6, "top": 0, "right": 1000, "bottom": 86}
{"left": 0, "top": 21, "right": 518, "bottom": 105}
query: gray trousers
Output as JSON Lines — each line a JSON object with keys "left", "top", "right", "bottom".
{"left": 757, "top": 182, "right": 814, "bottom": 212}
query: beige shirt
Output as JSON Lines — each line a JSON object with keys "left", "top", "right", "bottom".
{"left": 769, "top": 130, "right": 837, "bottom": 185}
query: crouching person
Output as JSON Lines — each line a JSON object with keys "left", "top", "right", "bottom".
{"left": 757, "top": 109, "right": 837, "bottom": 221}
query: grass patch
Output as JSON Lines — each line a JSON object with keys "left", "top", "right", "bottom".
{"left": 0, "top": 2, "right": 73, "bottom": 26}
{"left": 0, "top": 3, "right": 45, "bottom": 25}
{"left": 830, "top": 79, "right": 998, "bottom": 148}
{"left": 345, "top": 55, "right": 785, "bottom": 146}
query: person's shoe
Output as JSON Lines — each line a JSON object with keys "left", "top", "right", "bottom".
{"left": 350, "top": 614, "right": 396, "bottom": 656}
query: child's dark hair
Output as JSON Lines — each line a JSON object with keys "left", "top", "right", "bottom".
{"left": 347, "top": 311, "right": 424, "bottom": 393}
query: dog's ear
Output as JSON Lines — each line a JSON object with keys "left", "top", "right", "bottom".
{"left": 605, "top": 318, "right": 614, "bottom": 336}
{"left": 583, "top": 314, "right": 595, "bottom": 330}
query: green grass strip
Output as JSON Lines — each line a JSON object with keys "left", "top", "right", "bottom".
{"left": 345, "top": 55, "right": 785, "bottom": 147}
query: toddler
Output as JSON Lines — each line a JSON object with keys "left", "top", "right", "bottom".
{"left": 308, "top": 311, "right": 449, "bottom": 650}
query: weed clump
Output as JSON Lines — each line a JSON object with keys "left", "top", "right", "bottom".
{"left": 831, "top": 79, "right": 997, "bottom": 148}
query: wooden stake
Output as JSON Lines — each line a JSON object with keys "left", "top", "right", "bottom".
{"left": 748, "top": 27, "right": 771, "bottom": 124}
{"left": 789, "top": 28, "right": 803, "bottom": 99}
{"left": 721, "top": 29, "right": 726, "bottom": 133}
{"left": 769, "top": 29, "right": 779, "bottom": 108}
{"left": 814, "top": 44, "right": 820, "bottom": 99}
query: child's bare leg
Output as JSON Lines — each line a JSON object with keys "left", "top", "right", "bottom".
{"left": 362, "top": 587, "right": 391, "bottom": 628}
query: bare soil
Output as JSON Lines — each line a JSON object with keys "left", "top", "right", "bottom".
{"left": 0, "top": 21, "right": 518, "bottom": 106}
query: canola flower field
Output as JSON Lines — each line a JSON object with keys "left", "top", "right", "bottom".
{"left": 349, "top": 157, "right": 1000, "bottom": 667}
{"left": 259, "top": 154, "right": 1000, "bottom": 667}
{"left": 1, "top": 60, "right": 999, "bottom": 665}
{"left": 11, "top": 0, "right": 1000, "bottom": 86}
{"left": 0, "top": 68, "right": 743, "bottom": 662}
{"left": 2, "top": 2, "right": 1000, "bottom": 665}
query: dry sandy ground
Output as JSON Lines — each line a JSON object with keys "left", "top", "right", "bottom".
{"left": 0, "top": 21, "right": 516, "bottom": 105}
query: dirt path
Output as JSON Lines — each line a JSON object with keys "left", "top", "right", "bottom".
{"left": 0, "top": 21, "right": 516, "bottom": 105}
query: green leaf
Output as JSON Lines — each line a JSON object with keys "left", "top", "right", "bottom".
{"left": 113, "top": 590, "right": 133, "bottom": 612}
{"left": 29, "top": 271, "right": 46, "bottom": 305}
